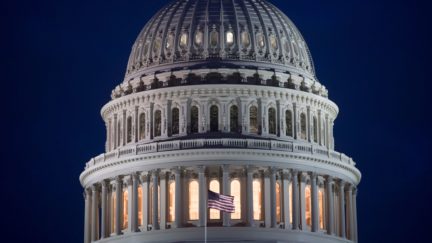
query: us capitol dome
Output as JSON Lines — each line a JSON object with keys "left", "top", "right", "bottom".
{"left": 79, "top": 0, "right": 361, "bottom": 242}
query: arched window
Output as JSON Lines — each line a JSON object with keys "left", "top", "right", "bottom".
{"left": 209, "top": 179, "right": 220, "bottom": 219}
{"left": 241, "top": 31, "right": 251, "bottom": 48}
{"left": 226, "top": 31, "right": 234, "bottom": 47}
{"left": 138, "top": 186, "right": 143, "bottom": 226}
{"left": 210, "top": 30, "right": 219, "bottom": 48}
{"left": 190, "top": 106, "right": 199, "bottom": 134}
{"left": 319, "top": 188, "right": 325, "bottom": 229}
{"left": 313, "top": 117, "right": 318, "bottom": 143}
{"left": 276, "top": 182, "right": 281, "bottom": 223}
{"left": 139, "top": 113, "right": 146, "bottom": 140}
{"left": 154, "top": 110, "right": 162, "bottom": 137}
{"left": 189, "top": 181, "right": 199, "bottom": 220}
{"left": 149, "top": 185, "right": 160, "bottom": 224}
{"left": 300, "top": 113, "right": 307, "bottom": 140}
{"left": 305, "top": 185, "right": 312, "bottom": 227}
{"left": 268, "top": 107, "right": 276, "bottom": 135}
{"left": 231, "top": 179, "right": 241, "bottom": 220}
{"left": 123, "top": 189, "right": 128, "bottom": 230}
{"left": 168, "top": 181, "right": 175, "bottom": 222}
{"left": 172, "top": 108, "right": 179, "bottom": 135}
{"left": 111, "top": 192, "right": 117, "bottom": 232}
{"left": 286, "top": 110, "right": 293, "bottom": 137}
{"left": 210, "top": 105, "right": 219, "bottom": 132}
{"left": 230, "top": 105, "right": 239, "bottom": 133}
{"left": 249, "top": 106, "right": 258, "bottom": 133}
{"left": 253, "top": 179, "right": 262, "bottom": 220}
{"left": 126, "top": 116, "right": 132, "bottom": 143}
{"left": 289, "top": 182, "right": 293, "bottom": 224}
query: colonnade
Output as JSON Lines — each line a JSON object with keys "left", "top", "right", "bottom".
{"left": 83, "top": 166, "right": 357, "bottom": 243}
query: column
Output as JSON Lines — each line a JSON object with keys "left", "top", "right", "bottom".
{"left": 353, "top": 188, "right": 358, "bottom": 243}
{"left": 222, "top": 165, "right": 231, "bottom": 226}
{"left": 160, "top": 171, "right": 167, "bottom": 229}
{"left": 299, "top": 172, "right": 307, "bottom": 230}
{"left": 310, "top": 173, "right": 319, "bottom": 232}
{"left": 264, "top": 169, "right": 271, "bottom": 228}
{"left": 173, "top": 167, "right": 183, "bottom": 228}
{"left": 198, "top": 166, "right": 207, "bottom": 227}
{"left": 124, "top": 176, "right": 133, "bottom": 232}
{"left": 326, "top": 176, "right": 335, "bottom": 235}
{"left": 131, "top": 173, "right": 139, "bottom": 232}
{"left": 346, "top": 185, "right": 354, "bottom": 240}
{"left": 339, "top": 181, "right": 346, "bottom": 238}
{"left": 246, "top": 166, "right": 255, "bottom": 227}
{"left": 282, "top": 170, "right": 291, "bottom": 229}
{"left": 269, "top": 168, "right": 277, "bottom": 228}
{"left": 140, "top": 173, "right": 149, "bottom": 231}
{"left": 91, "top": 185, "right": 99, "bottom": 241}
{"left": 292, "top": 170, "right": 299, "bottom": 230}
{"left": 152, "top": 170, "right": 160, "bottom": 230}
{"left": 101, "top": 180, "right": 109, "bottom": 238}
{"left": 84, "top": 189, "right": 91, "bottom": 243}
{"left": 115, "top": 177, "right": 123, "bottom": 235}
{"left": 179, "top": 98, "right": 188, "bottom": 136}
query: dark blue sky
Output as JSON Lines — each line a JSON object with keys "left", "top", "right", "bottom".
{"left": 1, "top": 0, "right": 431, "bottom": 242}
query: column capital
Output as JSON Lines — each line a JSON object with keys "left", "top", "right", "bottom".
{"left": 160, "top": 171, "right": 168, "bottom": 180}
{"left": 171, "top": 166, "right": 182, "bottom": 174}
{"left": 101, "top": 180, "right": 109, "bottom": 188}
{"left": 197, "top": 165, "right": 206, "bottom": 174}
{"left": 345, "top": 183, "right": 354, "bottom": 192}
{"left": 282, "top": 170, "right": 292, "bottom": 180}
{"left": 245, "top": 165, "right": 256, "bottom": 174}
{"left": 132, "top": 173, "right": 139, "bottom": 182}
{"left": 115, "top": 176, "right": 123, "bottom": 184}
{"left": 140, "top": 172, "right": 149, "bottom": 182}
{"left": 338, "top": 180, "right": 346, "bottom": 188}
{"left": 299, "top": 172, "right": 308, "bottom": 183}
{"left": 326, "top": 175, "right": 334, "bottom": 183}
{"left": 91, "top": 184, "right": 100, "bottom": 192}
{"left": 309, "top": 172, "right": 318, "bottom": 180}
{"left": 222, "top": 164, "right": 230, "bottom": 173}
{"left": 123, "top": 175, "right": 132, "bottom": 186}
{"left": 151, "top": 169, "right": 160, "bottom": 177}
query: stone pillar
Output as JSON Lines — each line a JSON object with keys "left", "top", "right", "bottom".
{"left": 91, "top": 185, "right": 99, "bottom": 241}
{"left": 124, "top": 176, "right": 132, "bottom": 232}
{"left": 326, "top": 176, "right": 335, "bottom": 235}
{"left": 299, "top": 172, "right": 307, "bottom": 230}
{"left": 131, "top": 173, "right": 139, "bottom": 232}
{"left": 101, "top": 180, "right": 109, "bottom": 238}
{"left": 310, "top": 173, "right": 319, "bottom": 232}
{"left": 180, "top": 98, "right": 189, "bottom": 136}
{"left": 339, "top": 181, "right": 346, "bottom": 238}
{"left": 260, "top": 98, "right": 268, "bottom": 136}
{"left": 346, "top": 185, "right": 354, "bottom": 240}
{"left": 282, "top": 170, "right": 291, "bottom": 229}
{"left": 222, "top": 165, "right": 231, "bottom": 226}
{"left": 246, "top": 166, "right": 255, "bottom": 227}
{"left": 173, "top": 167, "right": 183, "bottom": 228}
{"left": 152, "top": 170, "right": 160, "bottom": 230}
{"left": 270, "top": 168, "right": 277, "bottom": 228}
{"left": 84, "top": 189, "right": 91, "bottom": 243}
{"left": 140, "top": 173, "right": 149, "bottom": 231}
{"left": 292, "top": 170, "right": 299, "bottom": 230}
{"left": 115, "top": 177, "right": 123, "bottom": 235}
{"left": 198, "top": 166, "right": 207, "bottom": 227}
{"left": 264, "top": 169, "right": 271, "bottom": 228}
{"left": 160, "top": 171, "right": 167, "bottom": 229}
{"left": 353, "top": 188, "right": 358, "bottom": 243}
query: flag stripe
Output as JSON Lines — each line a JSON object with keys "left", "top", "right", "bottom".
{"left": 207, "top": 190, "right": 235, "bottom": 213}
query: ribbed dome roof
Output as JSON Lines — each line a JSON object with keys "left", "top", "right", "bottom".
{"left": 125, "top": 0, "right": 315, "bottom": 80}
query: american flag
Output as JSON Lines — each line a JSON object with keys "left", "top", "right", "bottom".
{"left": 207, "top": 190, "right": 235, "bottom": 213}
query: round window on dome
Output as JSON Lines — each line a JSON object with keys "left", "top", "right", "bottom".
{"left": 166, "top": 33, "right": 174, "bottom": 51}
{"left": 226, "top": 31, "right": 234, "bottom": 47}
{"left": 210, "top": 30, "right": 219, "bottom": 48}
{"left": 241, "top": 31, "right": 250, "bottom": 48}
{"left": 195, "top": 30, "right": 204, "bottom": 47}
{"left": 270, "top": 35, "right": 278, "bottom": 51}
{"left": 257, "top": 33, "right": 265, "bottom": 49}
{"left": 180, "top": 33, "right": 188, "bottom": 49}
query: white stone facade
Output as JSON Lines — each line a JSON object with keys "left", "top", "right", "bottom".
{"left": 80, "top": 1, "right": 361, "bottom": 243}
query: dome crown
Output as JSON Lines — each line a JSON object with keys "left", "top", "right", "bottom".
{"left": 125, "top": 0, "right": 315, "bottom": 80}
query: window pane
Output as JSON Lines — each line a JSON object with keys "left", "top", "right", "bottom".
{"left": 253, "top": 180, "right": 262, "bottom": 220}
{"left": 300, "top": 113, "right": 307, "bottom": 140}
{"left": 139, "top": 113, "right": 146, "bottom": 140}
{"left": 276, "top": 182, "right": 281, "bottom": 222}
{"left": 305, "top": 185, "right": 311, "bottom": 227}
{"left": 138, "top": 186, "right": 143, "bottom": 226}
{"left": 268, "top": 107, "right": 276, "bottom": 135}
{"left": 249, "top": 106, "right": 258, "bottom": 133}
{"left": 289, "top": 183, "right": 293, "bottom": 224}
{"left": 111, "top": 193, "right": 116, "bottom": 232}
{"left": 231, "top": 180, "right": 241, "bottom": 219}
{"left": 226, "top": 31, "right": 234, "bottom": 46}
{"left": 209, "top": 180, "right": 220, "bottom": 219}
{"left": 180, "top": 33, "right": 188, "bottom": 49}
{"left": 241, "top": 31, "right": 250, "bottom": 48}
{"left": 286, "top": 110, "right": 293, "bottom": 137}
{"left": 172, "top": 108, "right": 179, "bottom": 135}
{"left": 191, "top": 106, "right": 199, "bottom": 134}
{"left": 189, "top": 181, "right": 199, "bottom": 220}
{"left": 313, "top": 117, "right": 318, "bottom": 143}
{"left": 123, "top": 189, "right": 128, "bottom": 230}
{"left": 127, "top": 116, "right": 132, "bottom": 143}
{"left": 210, "top": 105, "right": 218, "bottom": 132}
{"left": 169, "top": 181, "right": 175, "bottom": 222}
{"left": 319, "top": 188, "right": 324, "bottom": 229}
{"left": 230, "top": 105, "right": 238, "bottom": 132}
{"left": 154, "top": 110, "right": 162, "bottom": 137}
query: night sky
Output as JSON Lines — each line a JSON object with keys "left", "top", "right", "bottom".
{"left": 2, "top": 0, "right": 431, "bottom": 242}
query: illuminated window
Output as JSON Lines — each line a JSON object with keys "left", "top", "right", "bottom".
{"left": 139, "top": 113, "right": 146, "bottom": 140}
{"left": 172, "top": 108, "right": 179, "bottom": 135}
{"left": 305, "top": 185, "right": 311, "bottom": 227}
{"left": 149, "top": 185, "right": 160, "bottom": 224}
{"left": 276, "top": 182, "right": 281, "bottom": 223}
{"left": 209, "top": 180, "right": 220, "bottom": 219}
{"left": 270, "top": 35, "right": 278, "bottom": 50}
{"left": 189, "top": 181, "right": 199, "bottom": 220}
{"left": 195, "top": 30, "right": 204, "bottom": 47}
{"left": 210, "top": 30, "right": 219, "bottom": 47}
{"left": 168, "top": 181, "right": 175, "bottom": 222}
{"left": 190, "top": 106, "right": 199, "bottom": 134}
{"left": 289, "top": 182, "right": 293, "bottom": 224}
{"left": 319, "top": 188, "right": 325, "bottom": 229}
{"left": 313, "top": 117, "right": 318, "bottom": 143}
{"left": 300, "top": 113, "right": 307, "bottom": 140}
{"left": 257, "top": 33, "right": 265, "bottom": 48}
{"left": 268, "top": 107, "right": 276, "bottom": 135}
{"left": 231, "top": 179, "right": 241, "bottom": 220}
{"left": 226, "top": 31, "right": 234, "bottom": 47}
{"left": 166, "top": 33, "right": 174, "bottom": 50}
{"left": 153, "top": 37, "right": 161, "bottom": 56}
{"left": 180, "top": 33, "right": 188, "bottom": 49}
{"left": 123, "top": 189, "right": 128, "bottom": 230}
{"left": 210, "top": 105, "right": 218, "bottom": 132}
{"left": 154, "top": 110, "right": 162, "bottom": 137}
{"left": 241, "top": 31, "right": 250, "bottom": 48}
{"left": 230, "top": 105, "right": 238, "bottom": 132}
{"left": 253, "top": 179, "right": 262, "bottom": 220}
{"left": 138, "top": 186, "right": 143, "bottom": 226}
{"left": 111, "top": 192, "right": 117, "bottom": 232}
{"left": 286, "top": 110, "right": 293, "bottom": 137}
{"left": 249, "top": 106, "right": 258, "bottom": 133}
{"left": 126, "top": 116, "right": 132, "bottom": 143}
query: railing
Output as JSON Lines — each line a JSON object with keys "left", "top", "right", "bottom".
{"left": 85, "top": 138, "right": 355, "bottom": 169}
